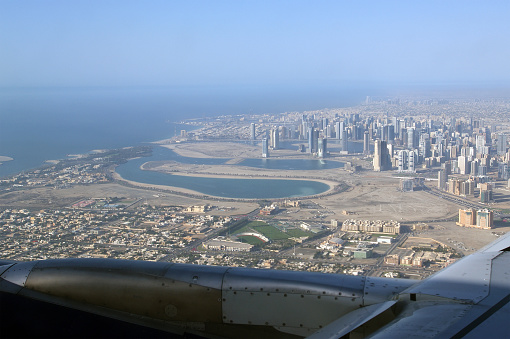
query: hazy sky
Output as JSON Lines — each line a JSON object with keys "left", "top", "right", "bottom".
{"left": 1, "top": 0, "right": 509, "bottom": 88}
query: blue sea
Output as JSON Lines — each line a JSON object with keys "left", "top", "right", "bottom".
{"left": 0, "top": 85, "right": 369, "bottom": 178}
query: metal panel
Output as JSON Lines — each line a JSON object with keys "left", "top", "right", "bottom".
{"left": 463, "top": 296, "right": 510, "bottom": 338}
{"left": 370, "top": 302, "right": 473, "bottom": 339}
{"left": 478, "top": 231, "right": 510, "bottom": 253}
{"left": 223, "top": 267, "right": 365, "bottom": 297}
{"left": 163, "top": 264, "right": 228, "bottom": 290}
{"left": 0, "top": 264, "right": 14, "bottom": 276}
{"left": 364, "top": 277, "right": 416, "bottom": 305}
{"left": 404, "top": 252, "right": 495, "bottom": 303}
{"left": 33, "top": 258, "right": 173, "bottom": 277}
{"left": 306, "top": 300, "right": 396, "bottom": 339}
{"left": 222, "top": 290, "right": 360, "bottom": 329}
{"left": 0, "top": 261, "right": 38, "bottom": 287}
{"left": 24, "top": 260, "right": 223, "bottom": 323}
{"left": 222, "top": 268, "right": 366, "bottom": 330}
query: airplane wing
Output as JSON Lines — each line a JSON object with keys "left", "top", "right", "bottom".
{"left": 364, "top": 231, "right": 510, "bottom": 338}
{"left": 1, "top": 232, "right": 509, "bottom": 338}
{"left": 310, "top": 231, "right": 510, "bottom": 338}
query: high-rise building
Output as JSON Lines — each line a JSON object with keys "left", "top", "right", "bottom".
{"left": 480, "top": 189, "right": 493, "bottom": 203}
{"left": 408, "top": 150, "right": 415, "bottom": 172}
{"left": 250, "top": 123, "right": 256, "bottom": 140}
{"left": 497, "top": 134, "right": 507, "bottom": 155}
{"left": 373, "top": 140, "right": 391, "bottom": 171}
{"left": 476, "top": 209, "right": 493, "bottom": 229}
{"left": 326, "top": 125, "right": 332, "bottom": 138}
{"left": 448, "top": 178, "right": 463, "bottom": 195}
{"left": 335, "top": 122, "right": 341, "bottom": 140}
{"left": 458, "top": 155, "right": 469, "bottom": 175}
{"left": 499, "top": 162, "right": 510, "bottom": 180}
{"left": 308, "top": 128, "right": 319, "bottom": 153}
{"left": 457, "top": 208, "right": 476, "bottom": 227}
{"left": 270, "top": 128, "right": 279, "bottom": 150}
{"left": 322, "top": 118, "right": 328, "bottom": 131}
{"left": 471, "top": 160, "right": 479, "bottom": 176}
{"left": 388, "top": 125, "right": 395, "bottom": 144}
{"left": 318, "top": 138, "right": 327, "bottom": 158}
{"left": 341, "top": 130, "right": 348, "bottom": 152}
{"left": 407, "top": 128, "right": 415, "bottom": 149}
{"left": 262, "top": 138, "right": 269, "bottom": 158}
{"left": 308, "top": 127, "right": 314, "bottom": 153}
{"left": 438, "top": 170, "right": 447, "bottom": 190}
{"left": 363, "top": 131, "right": 370, "bottom": 155}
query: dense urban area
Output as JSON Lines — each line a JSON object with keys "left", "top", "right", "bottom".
{"left": 2, "top": 95, "right": 510, "bottom": 280}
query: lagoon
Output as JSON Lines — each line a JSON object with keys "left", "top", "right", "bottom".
{"left": 115, "top": 147, "right": 337, "bottom": 199}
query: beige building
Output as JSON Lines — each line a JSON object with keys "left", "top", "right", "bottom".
{"left": 457, "top": 208, "right": 493, "bottom": 229}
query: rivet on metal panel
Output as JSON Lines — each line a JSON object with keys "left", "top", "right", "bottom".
{"left": 301, "top": 295, "right": 304, "bottom": 298}
{"left": 267, "top": 293, "right": 270, "bottom": 296}
{"left": 165, "top": 305, "right": 178, "bottom": 318}
{"left": 282, "top": 323, "right": 286, "bottom": 326}
{"left": 222, "top": 298, "right": 226, "bottom": 302}
{"left": 284, "top": 294, "right": 287, "bottom": 297}
{"left": 233, "top": 291, "right": 237, "bottom": 295}
{"left": 317, "top": 296, "right": 321, "bottom": 299}
{"left": 300, "top": 324, "right": 303, "bottom": 327}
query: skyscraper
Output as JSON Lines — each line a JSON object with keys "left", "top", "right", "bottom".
{"left": 407, "top": 128, "right": 415, "bottom": 149}
{"left": 497, "top": 134, "right": 507, "bottom": 155}
{"left": 438, "top": 170, "right": 447, "bottom": 190}
{"left": 363, "top": 131, "right": 370, "bottom": 155}
{"left": 250, "top": 123, "right": 256, "bottom": 140}
{"left": 318, "top": 138, "right": 327, "bottom": 158}
{"left": 458, "top": 155, "right": 469, "bottom": 175}
{"left": 270, "top": 128, "right": 279, "bottom": 150}
{"left": 373, "top": 140, "right": 391, "bottom": 171}
{"left": 341, "top": 130, "right": 348, "bottom": 152}
{"left": 262, "top": 138, "right": 269, "bottom": 158}
{"left": 308, "top": 126, "right": 314, "bottom": 152}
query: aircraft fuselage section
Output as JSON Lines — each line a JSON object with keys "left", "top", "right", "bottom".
{"left": 0, "top": 258, "right": 416, "bottom": 338}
